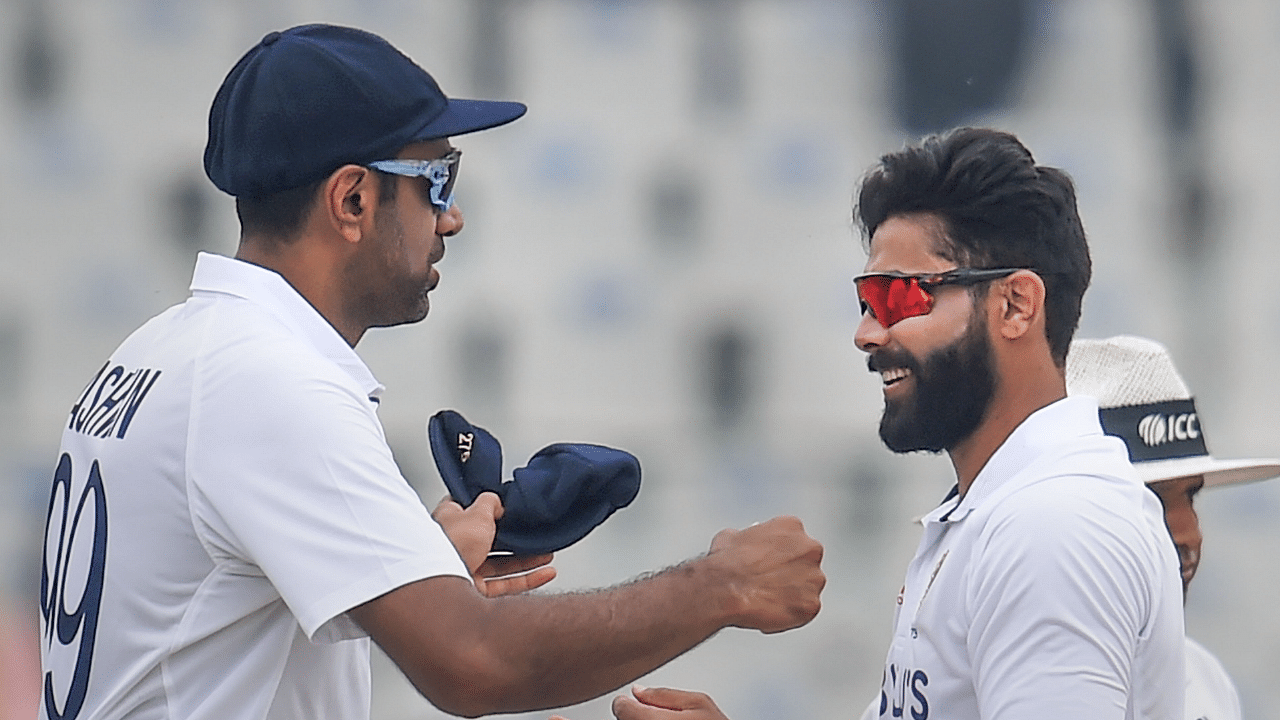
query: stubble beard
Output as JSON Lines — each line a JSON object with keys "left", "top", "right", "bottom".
{"left": 357, "top": 208, "right": 432, "bottom": 330}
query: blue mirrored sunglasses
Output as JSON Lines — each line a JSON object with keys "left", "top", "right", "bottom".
{"left": 367, "top": 149, "right": 461, "bottom": 212}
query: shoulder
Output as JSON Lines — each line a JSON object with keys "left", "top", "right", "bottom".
{"left": 986, "top": 470, "right": 1151, "bottom": 536}
{"left": 961, "top": 472, "right": 1175, "bottom": 637}
{"left": 973, "top": 468, "right": 1169, "bottom": 577}
{"left": 193, "top": 302, "right": 360, "bottom": 404}
{"left": 183, "top": 306, "right": 374, "bottom": 457}
{"left": 977, "top": 406, "right": 1144, "bottom": 535}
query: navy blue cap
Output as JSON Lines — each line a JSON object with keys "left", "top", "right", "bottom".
{"left": 204, "top": 24, "right": 527, "bottom": 198}
{"left": 428, "top": 410, "right": 642, "bottom": 555}
{"left": 428, "top": 410, "right": 505, "bottom": 504}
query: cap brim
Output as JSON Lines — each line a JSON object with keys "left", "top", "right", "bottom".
{"left": 412, "top": 98, "right": 527, "bottom": 141}
{"left": 1133, "top": 455, "right": 1280, "bottom": 488}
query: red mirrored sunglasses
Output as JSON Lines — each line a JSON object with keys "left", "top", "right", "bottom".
{"left": 854, "top": 268, "right": 1026, "bottom": 328}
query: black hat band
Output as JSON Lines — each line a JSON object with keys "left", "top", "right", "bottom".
{"left": 1098, "top": 398, "right": 1208, "bottom": 463}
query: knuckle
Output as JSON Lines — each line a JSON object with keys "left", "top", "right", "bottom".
{"left": 775, "top": 514, "right": 803, "bottom": 531}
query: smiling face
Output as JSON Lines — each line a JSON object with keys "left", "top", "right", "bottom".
{"left": 347, "top": 138, "right": 465, "bottom": 329}
{"left": 1147, "top": 474, "right": 1204, "bottom": 599}
{"left": 872, "top": 315, "right": 998, "bottom": 453}
{"left": 854, "top": 214, "right": 999, "bottom": 453}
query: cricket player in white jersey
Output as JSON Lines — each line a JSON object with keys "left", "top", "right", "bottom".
{"left": 37, "top": 23, "right": 826, "bottom": 720}
{"left": 581, "top": 128, "right": 1185, "bottom": 720}
{"left": 1068, "top": 334, "right": 1280, "bottom": 720}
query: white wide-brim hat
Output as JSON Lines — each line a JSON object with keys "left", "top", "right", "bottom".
{"left": 1066, "top": 335, "right": 1280, "bottom": 488}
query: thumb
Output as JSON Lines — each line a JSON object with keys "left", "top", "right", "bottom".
{"left": 630, "top": 685, "right": 712, "bottom": 711}
{"left": 611, "top": 695, "right": 654, "bottom": 720}
{"left": 470, "top": 491, "right": 504, "bottom": 521}
{"left": 431, "top": 494, "right": 462, "bottom": 519}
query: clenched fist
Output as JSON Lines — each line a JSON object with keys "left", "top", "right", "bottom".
{"left": 703, "top": 516, "right": 825, "bottom": 634}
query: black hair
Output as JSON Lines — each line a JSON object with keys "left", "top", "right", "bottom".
{"left": 235, "top": 167, "right": 400, "bottom": 242}
{"left": 854, "top": 127, "right": 1091, "bottom": 366}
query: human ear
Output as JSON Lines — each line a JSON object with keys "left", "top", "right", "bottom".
{"left": 324, "top": 165, "right": 375, "bottom": 244}
{"left": 995, "top": 270, "right": 1046, "bottom": 340}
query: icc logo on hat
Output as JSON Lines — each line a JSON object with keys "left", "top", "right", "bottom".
{"left": 1136, "top": 411, "right": 1200, "bottom": 448}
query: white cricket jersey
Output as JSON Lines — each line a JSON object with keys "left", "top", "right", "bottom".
{"left": 1184, "top": 637, "right": 1241, "bottom": 720}
{"left": 868, "top": 397, "right": 1185, "bottom": 720}
{"left": 38, "top": 252, "right": 469, "bottom": 720}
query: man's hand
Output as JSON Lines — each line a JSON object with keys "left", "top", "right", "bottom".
{"left": 612, "top": 686, "right": 730, "bottom": 720}
{"left": 549, "top": 686, "right": 731, "bottom": 720}
{"left": 704, "top": 516, "right": 825, "bottom": 633}
{"left": 432, "top": 492, "right": 556, "bottom": 597}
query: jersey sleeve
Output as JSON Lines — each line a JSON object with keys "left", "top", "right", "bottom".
{"left": 963, "top": 481, "right": 1168, "bottom": 720}
{"left": 187, "top": 343, "right": 469, "bottom": 641}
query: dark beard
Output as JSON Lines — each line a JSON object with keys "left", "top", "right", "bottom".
{"left": 874, "top": 318, "right": 997, "bottom": 454}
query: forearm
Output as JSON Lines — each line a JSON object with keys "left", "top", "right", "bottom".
{"left": 482, "top": 561, "right": 735, "bottom": 707}
{"left": 370, "top": 561, "right": 733, "bottom": 716}
{"left": 353, "top": 515, "right": 823, "bottom": 717}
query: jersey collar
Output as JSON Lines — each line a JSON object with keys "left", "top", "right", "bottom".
{"left": 189, "top": 252, "right": 384, "bottom": 399}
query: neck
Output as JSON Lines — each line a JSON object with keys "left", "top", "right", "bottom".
{"left": 948, "top": 352, "right": 1066, "bottom": 496}
{"left": 236, "top": 237, "right": 365, "bottom": 347}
